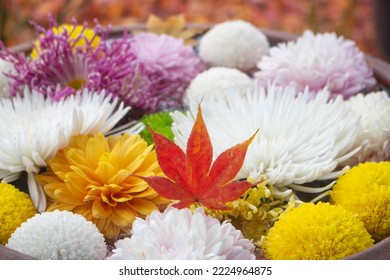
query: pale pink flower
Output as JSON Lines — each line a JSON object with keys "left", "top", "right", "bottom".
{"left": 130, "top": 33, "right": 205, "bottom": 116}
{"left": 107, "top": 207, "right": 255, "bottom": 260}
{"left": 255, "top": 30, "right": 376, "bottom": 99}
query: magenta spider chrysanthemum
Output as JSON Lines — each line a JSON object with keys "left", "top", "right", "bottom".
{"left": 0, "top": 18, "right": 141, "bottom": 103}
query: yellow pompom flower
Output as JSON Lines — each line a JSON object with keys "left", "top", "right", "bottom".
{"left": 331, "top": 161, "right": 390, "bottom": 241}
{"left": 262, "top": 202, "right": 374, "bottom": 260}
{"left": 0, "top": 183, "right": 37, "bottom": 244}
{"left": 36, "top": 133, "right": 170, "bottom": 240}
{"left": 31, "top": 24, "right": 100, "bottom": 59}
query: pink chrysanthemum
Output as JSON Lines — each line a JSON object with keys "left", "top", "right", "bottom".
{"left": 0, "top": 18, "right": 140, "bottom": 103}
{"left": 129, "top": 33, "right": 205, "bottom": 117}
{"left": 255, "top": 30, "right": 376, "bottom": 99}
{"left": 107, "top": 207, "right": 255, "bottom": 260}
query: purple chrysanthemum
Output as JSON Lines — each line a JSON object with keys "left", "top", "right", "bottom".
{"left": 128, "top": 33, "right": 205, "bottom": 116}
{"left": 255, "top": 30, "right": 376, "bottom": 99}
{"left": 87, "top": 36, "right": 144, "bottom": 105}
{"left": 0, "top": 18, "right": 140, "bottom": 103}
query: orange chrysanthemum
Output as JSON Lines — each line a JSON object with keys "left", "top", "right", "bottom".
{"left": 36, "top": 133, "right": 169, "bottom": 240}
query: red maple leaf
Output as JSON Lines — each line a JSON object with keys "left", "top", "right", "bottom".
{"left": 138, "top": 104, "right": 258, "bottom": 210}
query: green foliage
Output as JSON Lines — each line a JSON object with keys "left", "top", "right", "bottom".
{"left": 139, "top": 111, "right": 175, "bottom": 145}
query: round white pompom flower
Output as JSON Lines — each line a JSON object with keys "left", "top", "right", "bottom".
{"left": 184, "top": 67, "right": 253, "bottom": 105}
{"left": 342, "top": 91, "right": 390, "bottom": 166}
{"left": 107, "top": 207, "right": 255, "bottom": 260}
{"left": 255, "top": 30, "right": 376, "bottom": 100}
{"left": 6, "top": 210, "right": 107, "bottom": 260}
{"left": 199, "top": 20, "right": 269, "bottom": 72}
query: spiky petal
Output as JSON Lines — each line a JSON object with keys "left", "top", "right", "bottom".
{"left": 0, "top": 88, "right": 129, "bottom": 211}
{"left": 0, "top": 18, "right": 139, "bottom": 105}
{"left": 171, "top": 85, "right": 359, "bottom": 191}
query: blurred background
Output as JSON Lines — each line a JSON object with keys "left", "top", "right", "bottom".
{"left": 0, "top": 0, "right": 388, "bottom": 60}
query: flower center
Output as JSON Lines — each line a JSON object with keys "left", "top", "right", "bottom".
{"left": 67, "top": 78, "right": 87, "bottom": 90}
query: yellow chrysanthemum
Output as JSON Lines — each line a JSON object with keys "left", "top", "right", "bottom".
{"left": 0, "top": 183, "right": 37, "bottom": 244}
{"left": 31, "top": 24, "right": 100, "bottom": 59}
{"left": 203, "top": 176, "right": 296, "bottom": 245}
{"left": 36, "top": 132, "right": 169, "bottom": 240}
{"left": 331, "top": 161, "right": 390, "bottom": 241}
{"left": 262, "top": 202, "right": 374, "bottom": 260}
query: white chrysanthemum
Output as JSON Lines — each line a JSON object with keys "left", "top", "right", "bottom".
{"left": 183, "top": 67, "right": 253, "bottom": 105}
{"left": 0, "top": 58, "right": 14, "bottom": 99}
{"left": 199, "top": 20, "right": 269, "bottom": 72}
{"left": 255, "top": 30, "right": 376, "bottom": 99}
{"left": 107, "top": 207, "right": 255, "bottom": 260}
{"left": 341, "top": 91, "right": 390, "bottom": 166}
{"left": 6, "top": 210, "right": 107, "bottom": 260}
{"left": 171, "top": 85, "right": 359, "bottom": 192}
{"left": 0, "top": 88, "right": 130, "bottom": 211}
